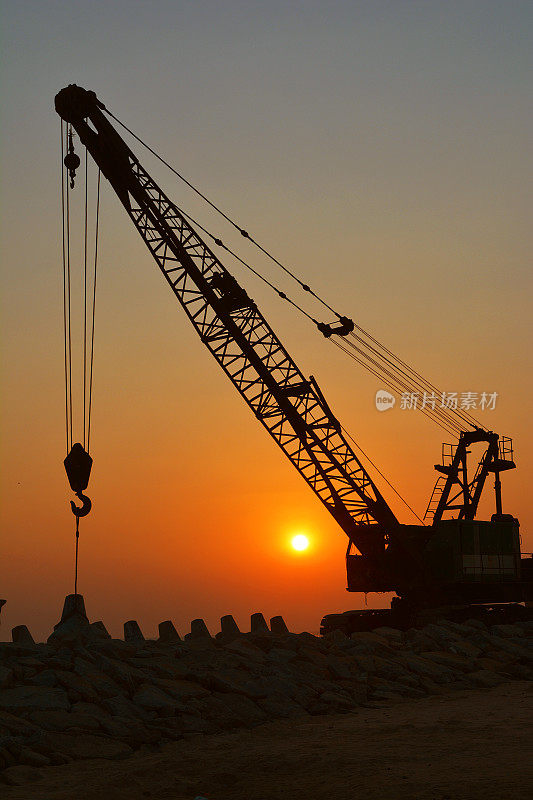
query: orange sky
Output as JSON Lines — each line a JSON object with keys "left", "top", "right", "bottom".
{"left": 1, "top": 2, "right": 532, "bottom": 641}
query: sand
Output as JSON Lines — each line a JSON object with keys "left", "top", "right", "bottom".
{"left": 2, "top": 681, "right": 532, "bottom": 800}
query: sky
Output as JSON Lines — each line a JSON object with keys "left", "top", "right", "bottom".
{"left": 1, "top": 0, "right": 532, "bottom": 641}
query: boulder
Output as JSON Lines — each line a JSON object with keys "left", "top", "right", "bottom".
{"left": 132, "top": 685, "right": 179, "bottom": 710}
{"left": 48, "top": 614, "right": 91, "bottom": 646}
{"left": 0, "top": 665, "right": 14, "bottom": 688}
{"left": 27, "top": 708, "right": 101, "bottom": 732}
{"left": 2, "top": 764, "right": 44, "bottom": 786}
{"left": 223, "top": 639, "right": 265, "bottom": 662}
{"left": 41, "top": 731, "right": 133, "bottom": 761}
{"left": 0, "top": 686, "right": 70, "bottom": 711}
{"left": 467, "top": 669, "right": 503, "bottom": 688}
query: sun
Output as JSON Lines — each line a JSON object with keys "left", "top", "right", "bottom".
{"left": 291, "top": 534, "right": 309, "bottom": 552}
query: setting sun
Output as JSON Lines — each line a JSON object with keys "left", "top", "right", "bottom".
{"left": 291, "top": 534, "right": 310, "bottom": 552}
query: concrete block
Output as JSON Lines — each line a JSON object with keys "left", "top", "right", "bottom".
{"left": 189, "top": 618, "right": 211, "bottom": 639}
{"left": 90, "top": 621, "right": 111, "bottom": 639}
{"left": 270, "top": 615, "right": 289, "bottom": 634}
{"left": 124, "top": 620, "right": 145, "bottom": 643}
{"left": 220, "top": 614, "right": 240, "bottom": 639}
{"left": 56, "top": 594, "right": 88, "bottom": 627}
{"left": 158, "top": 620, "right": 181, "bottom": 643}
{"left": 251, "top": 613, "right": 269, "bottom": 634}
{"left": 12, "top": 625, "right": 35, "bottom": 645}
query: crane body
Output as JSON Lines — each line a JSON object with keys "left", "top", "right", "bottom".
{"left": 55, "top": 85, "right": 533, "bottom": 632}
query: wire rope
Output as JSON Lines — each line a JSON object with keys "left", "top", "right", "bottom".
{"left": 340, "top": 424, "right": 426, "bottom": 525}
{"left": 104, "top": 108, "right": 339, "bottom": 316}
{"left": 102, "top": 107, "right": 488, "bottom": 439}
{"left": 60, "top": 121, "right": 70, "bottom": 454}
{"left": 65, "top": 126, "right": 73, "bottom": 449}
{"left": 83, "top": 148, "right": 88, "bottom": 448}
{"left": 87, "top": 169, "right": 101, "bottom": 454}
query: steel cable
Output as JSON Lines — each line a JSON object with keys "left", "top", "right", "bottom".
{"left": 87, "top": 169, "right": 101, "bottom": 454}
{"left": 340, "top": 337, "right": 464, "bottom": 434}
{"left": 102, "top": 107, "right": 483, "bottom": 440}
{"left": 60, "top": 121, "right": 70, "bottom": 454}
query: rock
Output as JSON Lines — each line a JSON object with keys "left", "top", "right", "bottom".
{"left": 467, "top": 669, "right": 503, "bottom": 688}
{"left": 423, "top": 651, "right": 474, "bottom": 671}
{"left": 102, "top": 694, "right": 154, "bottom": 721}
{"left": 349, "top": 631, "right": 390, "bottom": 649}
{"left": 11, "top": 625, "right": 35, "bottom": 645}
{"left": 2, "top": 764, "right": 44, "bottom": 786}
{"left": 72, "top": 665, "right": 123, "bottom": 698}
{"left": 398, "top": 654, "right": 453, "bottom": 683}
{"left": 250, "top": 613, "right": 269, "bottom": 634}
{"left": 258, "top": 693, "right": 307, "bottom": 718}
{"left": 52, "top": 669, "right": 101, "bottom": 702}
{"left": 90, "top": 621, "right": 111, "bottom": 639}
{"left": 373, "top": 626, "right": 403, "bottom": 642}
{"left": 326, "top": 655, "right": 353, "bottom": 680}
{"left": 475, "top": 656, "right": 505, "bottom": 673}
{"left": 16, "top": 746, "right": 51, "bottom": 767}
{"left": 309, "top": 689, "right": 354, "bottom": 714}
{"left": 31, "top": 669, "right": 59, "bottom": 687}
{"left": 27, "top": 708, "right": 101, "bottom": 732}
{"left": 158, "top": 620, "right": 181, "bottom": 643}
{"left": 256, "top": 675, "right": 316, "bottom": 708}
{"left": 71, "top": 701, "right": 112, "bottom": 721}
{"left": 206, "top": 671, "right": 266, "bottom": 700}
{"left": 0, "top": 709, "right": 39, "bottom": 735}
{"left": 0, "top": 686, "right": 70, "bottom": 711}
{"left": 154, "top": 678, "right": 210, "bottom": 701}
{"left": 487, "top": 635, "right": 531, "bottom": 660}
{"left": 195, "top": 692, "right": 266, "bottom": 729}
{"left": 98, "top": 716, "right": 157, "bottom": 744}
{"left": 266, "top": 647, "right": 296, "bottom": 666}
{"left": 326, "top": 629, "right": 348, "bottom": 644}
{"left": 270, "top": 615, "right": 289, "bottom": 634}
{"left": 133, "top": 685, "right": 179, "bottom": 710}
{"left": 124, "top": 620, "right": 145, "bottom": 643}
{"left": 42, "top": 731, "right": 133, "bottom": 761}
{"left": 48, "top": 614, "right": 91, "bottom": 646}
{"left": 447, "top": 639, "right": 482, "bottom": 659}
{"left": 220, "top": 615, "right": 241, "bottom": 640}
{"left": 0, "top": 665, "right": 14, "bottom": 688}
{"left": 297, "top": 646, "right": 329, "bottom": 667}
{"left": 295, "top": 632, "right": 320, "bottom": 648}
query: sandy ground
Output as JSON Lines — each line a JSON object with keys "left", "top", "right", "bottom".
{"left": 3, "top": 681, "right": 532, "bottom": 800}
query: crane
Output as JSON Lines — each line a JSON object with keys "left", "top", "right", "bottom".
{"left": 55, "top": 84, "right": 532, "bottom": 632}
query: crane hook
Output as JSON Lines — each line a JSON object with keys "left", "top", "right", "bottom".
{"left": 70, "top": 491, "right": 92, "bottom": 518}
{"left": 64, "top": 129, "right": 80, "bottom": 188}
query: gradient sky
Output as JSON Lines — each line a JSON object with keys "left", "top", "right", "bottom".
{"left": 1, "top": 1, "right": 532, "bottom": 641}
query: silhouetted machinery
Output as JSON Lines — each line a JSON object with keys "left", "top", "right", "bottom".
{"left": 55, "top": 85, "right": 533, "bottom": 632}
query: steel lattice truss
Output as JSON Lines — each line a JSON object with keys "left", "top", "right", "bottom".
{"left": 67, "top": 96, "right": 398, "bottom": 552}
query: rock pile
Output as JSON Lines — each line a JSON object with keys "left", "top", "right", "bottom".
{"left": 0, "top": 597, "right": 531, "bottom": 787}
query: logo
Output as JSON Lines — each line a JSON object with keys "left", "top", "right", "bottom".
{"left": 375, "top": 389, "right": 396, "bottom": 411}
